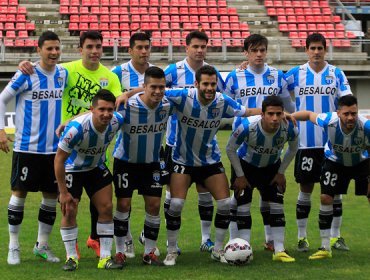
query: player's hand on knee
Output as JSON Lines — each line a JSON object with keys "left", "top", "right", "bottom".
{"left": 59, "top": 192, "right": 78, "bottom": 216}
{"left": 270, "top": 173, "right": 286, "bottom": 193}
{"left": 233, "top": 176, "right": 251, "bottom": 198}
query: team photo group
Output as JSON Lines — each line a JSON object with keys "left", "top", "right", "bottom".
{"left": 0, "top": 29, "right": 369, "bottom": 271}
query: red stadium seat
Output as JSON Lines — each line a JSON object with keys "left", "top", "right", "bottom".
{"left": 160, "top": 22, "right": 170, "bottom": 30}
{"left": 5, "top": 23, "right": 14, "bottom": 30}
{"left": 6, "top": 30, "right": 16, "bottom": 38}
{"left": 100, "top": 23, "right": 109, "bottom": 31}
{"left": 15, "top": 39, "right": 25, "bottom": 47}
{"left": 59, "top": 6, "right": 68, "bottom": 14}
{"left": 15, "top": 22, "right": 25, "bottom": 30}
{"left": 69, "top": 23, "right": 78, "bottom": 31}
{"left": 4, "top": 39, "right": 14, "bottom": 47}
{"left": 16, "top": 14, "right": 26, "bottom": 22}
{"left": 25, "top": 39, "right": 36, "bottom": 47}
{"left": 110, "top": 23, "right": 119, "bottom": 30}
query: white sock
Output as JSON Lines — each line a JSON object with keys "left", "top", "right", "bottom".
{"left": 229, "top": 194, "right": 238, "bottom": 240}
{"left": 272, "top": 227, "right": 285, "bottom": 252}
{"left": 330, "top": 195, "right": 342, "bottom": 238}
{"left": 114, "top": 211, "right": 129, "bottom": 253}
{"left": 97, "top": 222, "right": 114, "bottom": 259}
{"left": 198, "top": 192, "right": 213, "bottom": 243}
{"left": 61, "top": 226, "right": 78, "bottom": 259}
{"left": 8, "top": 195, "right": 25, "bottom": 249}
{"left": 297, "top": 191, "right": 311, "bottom": 239}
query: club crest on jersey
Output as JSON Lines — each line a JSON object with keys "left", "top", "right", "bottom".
{"left": 153, "top": 170, "right": 161, "bottom": 182}
{"left": 275, "top": 137, "right": 285, "bottom": 145}
{"left": 325, "top": 75, "right": 334, "bottom": 84}
{"left": 57, "top": 77, "right": 64, "bottom": 87}
{"left": 353, "top": 137, "right": 363, "bottom": 145}
{"left": 211, "top": 108, "right": 220, "bottom": 118}
{"left": 160, "top": 160, "right": 166, "bottom": 170}
{"left": 158, "top": 109, "right": 167, "bottom": 120}
{"left": 267, "top": 75, "right": 275, "bottom": 85}
{"left": 100, "top": 78, "right": 108, "bottom": 87}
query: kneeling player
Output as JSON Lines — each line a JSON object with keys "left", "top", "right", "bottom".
{"left": 292, "top": 95, "right": 370, "bottom": 260}
{"left": 55, "top": 90, "right": 124, "bottom": 271}
{"left": 226, "top": 96, "right": 298, "bottom": 262}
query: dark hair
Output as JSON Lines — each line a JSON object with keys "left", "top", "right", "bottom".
{"left": 38, "top": 31, "right": 60, "bottom": 48}
{"left": 185, "top": 30, "right": 208, "bottom": 46}
{"left": 92, "top": 89, "right": 116, "bottom": 106}
{"left": 338, "top": 95, "right": 357, "bottom": 108}
{"left": 79, "top": 31, "right": 103, "bottom": 48}
{"left": 306, "top": 33, "right": 326, "bottom": 49}
{"left": 244, "top": 34, "right": 268, "bottom": 51}
{"left": 195, "top": 65, "right": 217, "bottom": 83}
{"left": 129, "top": 32, "right": 151, "bottom": 49}
{"left": 144, "top": 66, "right": 165, "bottom": 84}
{"left": 262, "top": 96, "right": 284, "bottom": 112}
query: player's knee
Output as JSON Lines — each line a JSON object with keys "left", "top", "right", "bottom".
{"left": 116, "top": 197, "right": 131, "bottom": 212}
{"left": 145, "top": 199, "right": 161, "bottom": 216}
{"left": 320, "top": 194, "right": 333, "bottom": 205}
{"left": 98, "top": 201, "right": 113, "bottom": 220}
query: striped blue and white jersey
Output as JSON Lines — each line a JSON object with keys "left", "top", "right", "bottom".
{"left": 165, "top": 88, "right": 246, "bottom": 166}
{"left": 229, "top": 115, "right": 298, "bottom": 167}
{"left": 0, "top": 62, "right": 68, "bottom": 154}
{"left": 113, "top": 92, "right": 174, "bottom": 163}
{"left": 316, "top": 112, "right": 370, "bottom": 166}
{"left": 285, "top": 62, "right": 352, "bottom": 149}
{"left": 111, "top": 60, "right": 154, "bottom": 92}
{"left": 225, "top": 64, "right": 293, "bottom": 129}
{"left": 225, "top": 64, "right": 290, "bottom": 108}
{"left": 164, "top": 58, "right": 225, "bottom": 146}
{"left": 59, "top": 112, "right": 124, "bottom": 171}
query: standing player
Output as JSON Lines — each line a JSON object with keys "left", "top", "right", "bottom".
{"left": 224, "top": 34, "right": 295, "bottom": 249}
{"left": 163, "top": 31, "right": 225, "bottom": 253}
{"left": 113, "top": 66, "right": 174, "bottom": 266}
{"left": 226, "top": 96, "right": 298, "bottom": 262}
{"left": 285, "top": 33, "right": 352, "bottom": 252}
{"left": 291, "top": 95, "right": 369, "bottom": 259}
{"left": 162, "top": 65, "right": 261, "bottom": 266}
{"left": 0, "top": 31, "right": 67, "bottom": 265}
{"left": 55, "top": 90, "right": 124, "bottom": 271}
{"left": 19, "top": 31, "right": 122, "bottom": 258}
{"left": 111, "top": 32, "right": 155, "bottom": 259}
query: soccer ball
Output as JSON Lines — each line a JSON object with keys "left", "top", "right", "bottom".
{"left": 224, "top": 238, "right": 253, "bottom": 265}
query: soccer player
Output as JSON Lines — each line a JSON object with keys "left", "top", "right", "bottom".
{"left": 285, "top": 33, "right": 352, "bottom": 252}
{"left": 0, "top": 31, "right": 67, "bottom": 265}
{"left": 111, "top": 32, "right": 155, "bottom": 259}
{"left": 19, "top": 31, "right": 122, "bottom": 258}
{"left": 224, "top": 34, "right": 295, "bottom": 250}
{"left": 291, "top": 95, "right": 370, "bottom": 259}
{"left": 226, "top": 96, "right": 298, "bottom": 262}
{"left": 55, "top": 90, "right": 124, "bottom": 271}
{"left": 162, "top": 65, "right": 261, "bottom": 266}
{"left": 163, "top": 31, "right": 225, "bottom": 253}
{"left": 112, "top": 66, "right": 174, "bottom": 265}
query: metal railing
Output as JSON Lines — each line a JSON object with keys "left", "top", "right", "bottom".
{"left": 1, "top": 37, "right": 370, "bottom": 63}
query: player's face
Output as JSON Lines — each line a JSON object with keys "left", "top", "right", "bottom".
{"left": 129, "top": 40, "right": 151, "bottom": 66}
{"left": 306, "top": 42, "right": 326, "bottom": 65}
{"left": 244, "top": 44, "right": 267, "bottom": 68}
{"left": 143, "top": 77, "right": 166, "bottom": 107}
{"left": 195, "top": 74, "right": 217, "bottom": 105}
{"left": 186, "top": 38, "right": 207, "bottom": 63}
{"left": 91, "top": 99, "right": 115, "bottom": 129}
{"left": 261, "top": 106, "right": 284, "bottom": 132}
{"left": 337, "top": 104, "right": 358, "bottom": 131}
{"left": 79, "top": 38, "right": 103, "bottom": 69}
{"left": 38, "top": 40, "right": 61, "bottom": 71}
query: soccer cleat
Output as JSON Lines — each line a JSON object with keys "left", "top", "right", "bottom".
{"left": 62, "top": 257, "right": 78, "bottom": 271}
{"left": 86, "top": 236, "right": 100, "bottom": 258}
{"left": 98, "top": 256, "right": 124, "bottom": 269}
{"left": 200, "top": 239, "right": 215, "bottom": 253}
{"left": 138, "top": 230, "right": 145, "bottom": 245}
{"left": 124, "top": 240, "right": 135, "bottom": 258}
{"left": 163, "top": 251, "right": 178, "bottom": 266}
{"left": 211, "top": 249, "right": 228, "bottom": 263}
{"left": 138, "top": 232, "right": 160, "bottom": 256}
{"left": 272, "top": 251, "right": 296, "bottom": 262}
{"left": 7, "top": 247, "right": 20, "bottom": 265}
{"left": 33, "top": 242, "right": 60, "bottom": 263}
{"left": 114, "top": 252, "right": 127, "bottom": 265}
{"left": 263, "top": 240, "right": 274, "bottom": 252}
{"left": 331, "top": 237, "right": 349, "bottom": 251}
{"left": 297, "top": 237, "right": 310, "bottom": 252}
{"left": 142, "top": 249, "right": 163, "bottom": 266}
{"left": 309, "top": 248, "right": 332, "bottom": 260}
